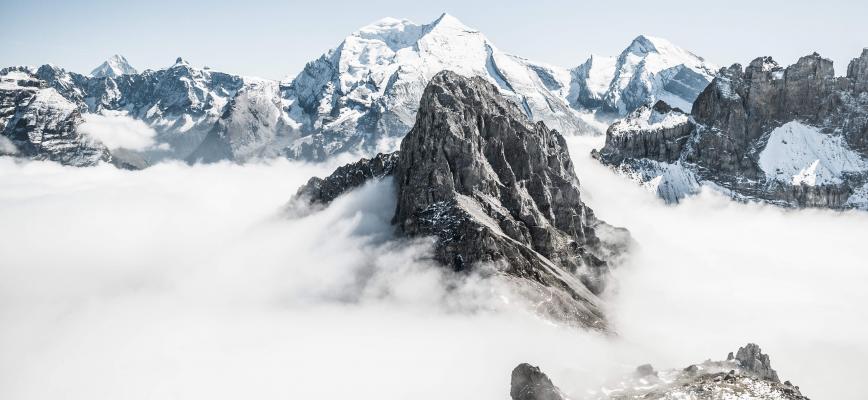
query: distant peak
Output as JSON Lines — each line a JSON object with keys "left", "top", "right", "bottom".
{"left": 91, "top": 54, "right": 137, "bottom": 78}
{"left": 626, "top": 34, "right": 668, "bottom": 54}
{"left": 173, "top": 57, "right": 190, "bottom": 67}
{"left": 429, "top": 12, "right": 474, "bottom": 32}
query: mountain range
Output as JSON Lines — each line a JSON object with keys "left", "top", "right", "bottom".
{"left": 0, "top": 14, "right": 714, "bottom": 167}
{"left": 595, "top": 50, "right": 868, "bottom": 210}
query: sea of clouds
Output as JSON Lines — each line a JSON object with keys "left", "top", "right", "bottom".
{"left": 0, "top": 136, "right": 865, "bottom": 399}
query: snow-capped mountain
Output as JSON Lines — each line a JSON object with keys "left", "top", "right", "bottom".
{"left": 571, "top": 35, "right": 716, "bottom": 115}
{"left": 194, "top": 13, "right": 595, "bottom": 162}
{"left": 0, "top": 66, "right": 110, "bottom": 166}
{"left": 90, "top": 55, "right": 138, "bottom": 78}
{"left": 595, "top": 50, "right": 868, "bottom": 210}
{"left": 1, "top": 14, "right": 720, "bottom": 167}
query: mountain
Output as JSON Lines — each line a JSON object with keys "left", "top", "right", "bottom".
{"left": 90, "top": 55, "right": 138, "bottom": 78}
{"left": 570, "top": 35, "right": 716, "bottom": 116}
{"left": 595, "top": 50, "right": 868, "bottom": 210}
{"left": 0, "top": 66, "right": 110, "bottom": 166}
{"left": 295, "top": 71, "right": 631, "bottom": 328}
{"left": 194, "top": 13, "right": 596, "bottom": 162}
{"left": 0, "top": 58, "right": 255, "bottom": 166}
{"left": 511, "top": 344, "right": 808, "bottom": 400}
{"left": 0, "top": 15, "right": 719, "bottom": 167}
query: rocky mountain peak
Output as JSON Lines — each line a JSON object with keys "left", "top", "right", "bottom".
{"left": 510, "top": 364, "right": 565, "bottom": 400}
{"left": 173, "top": 57, "right": 190, "bottom": 67}
{"left": 733, "top": 343, "right": 781, "bottom": 382}
{"left": 597, "top": 49, "right": 868, "bottom": 210}
{"left": 296, "top": 71, "right": 630, "bottom": 328}
{"left": 847, "top": 48, "right": 868, "bottom": 94}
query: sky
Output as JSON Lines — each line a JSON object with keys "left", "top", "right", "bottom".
{"left": 2, "top": 0, "right": 866, "bottom": 80}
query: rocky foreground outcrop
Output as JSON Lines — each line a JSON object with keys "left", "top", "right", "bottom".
{"left": 595, "top": 49, "right": 868, "bottom": 209}
{"left": 512, "top": 344, "right": 808, "bottom": 400}
{"left": 296, "top": 71, "right": 630, "bottom": 329}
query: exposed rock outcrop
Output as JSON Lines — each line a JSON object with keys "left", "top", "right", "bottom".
{"left": 518, "top": 343, "right": 807, "bottom": 400}
{"left": 510, "top": 364, "right": 565, "bottom": 400}
{"left": 597, "top": 50, "right": 868, "bottom": 210}
{"left": 295, "top": 71, "right": 631, "bottom": 329}
{"left": 732, "top": 343, "right": 780, "bottom": 383}
{"left": 297, "top": 152, "right": 399, "bottom": 205}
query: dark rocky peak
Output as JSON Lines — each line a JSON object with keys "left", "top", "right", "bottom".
{"left": 745, "top": 56, "right": 783, "bottom": 80}
{"left": 393, "top": 71, "right": 627, "bottom": 296}
{"left": 788, "top": 52, "right": 835, "bottom": 80}
{"left": 651, "top": 99, "right": 683, "bottom": 114}
{"left": 847, "top": 48, "right": 868, "bottom": 94}
{"left": 733, "top": 343, "right": 781, "bottom": 382}
{"left": 173, "top": 57, "right": 190, "bottom": 67}
{"left": 297, "top": 152, "right": 399, "bottom": 205}
{"left": 510, "top": 364, "right": 564, "bottom": 400}
{"left": 295, "top": 71, "right": 630, "bottom": 329}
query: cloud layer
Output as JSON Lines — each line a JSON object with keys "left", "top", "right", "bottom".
{"left": 0, "top": 137, "right": 866, "bottom": 399}
{"left": 78, "top": 111, "right": 162, "bottom": 151}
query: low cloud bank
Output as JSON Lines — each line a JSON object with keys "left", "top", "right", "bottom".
{"left": 0, "top": 138, "right": 866, "bottom": 399}
{"left": 78, "top": 111, "right": 165, "bottom": 151}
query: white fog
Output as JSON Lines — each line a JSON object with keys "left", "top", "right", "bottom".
{"left": 0, "top": 137, "right": 865, "bottom": 399}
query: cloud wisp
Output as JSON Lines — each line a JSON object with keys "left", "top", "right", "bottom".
{"left": 78, "top": 111, "right": 165, "bottom": 151}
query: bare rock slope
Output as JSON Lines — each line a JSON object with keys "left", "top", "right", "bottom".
{"left": 296, "top": 71, "right": 630, "bottom": 329}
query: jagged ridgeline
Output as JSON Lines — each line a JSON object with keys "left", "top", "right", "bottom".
{"left": 295, "top": 71, "right": 631, "bottom": 329}
{"left": 510, "top": 344, "right": 809, "bottom": 400}
{"left": 1, "top": 15, "right": 717, "bottom": 168}
{"left": 596, "top": 49, "right": 868, "bottom": 210}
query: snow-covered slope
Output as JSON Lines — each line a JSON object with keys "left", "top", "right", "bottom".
{"left": 759, "top": 121, "right": 867, "bottom": 186}
{"left": 90, "top": 55, "right": 138, "bottom": 78}
{"left": 571, "top": 35, "right": 716, "bottom": 115}
{"left": 1, "top": 15, "right": 719, "bottom": 166}
{"left": 261, "top": 13, "right": 594, "bottom": 161}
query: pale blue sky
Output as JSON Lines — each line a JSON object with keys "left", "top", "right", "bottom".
{"left": 2, "top": 0, "right": 866, "bottom": 80}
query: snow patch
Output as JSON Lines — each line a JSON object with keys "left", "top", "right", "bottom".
{"left": 759, "top": 121, "right": 866, "bottom": 186}
{"left": 609, "top": 104, "right": 688, "bottom": 137}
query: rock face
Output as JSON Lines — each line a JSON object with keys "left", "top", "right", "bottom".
{"left": 597, "top": 50, "right": 868, "bottom": 209}
{"left": 510, "top": 364, "right": 565, "bottom": 400}
{"left": 733, "top": 343, "right": 780, "bottom": 383}
{"left": 297, "top": 152, "right": 399, "bottom": 205}
{"left": 296, "top": 71, "right": 630, "bottom": 329}
{"left": 522, "top": 343, "right": 807, "bottom": 400}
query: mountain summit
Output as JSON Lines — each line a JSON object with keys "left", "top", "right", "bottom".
{"left": 571, "top": 35, "right": 715, "bottom": 115}
{"left": 296, "top": 71, "right": 630, "bottom": 328}
{"left": 90, "top": 54, "right": 137, "bottom": 78}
